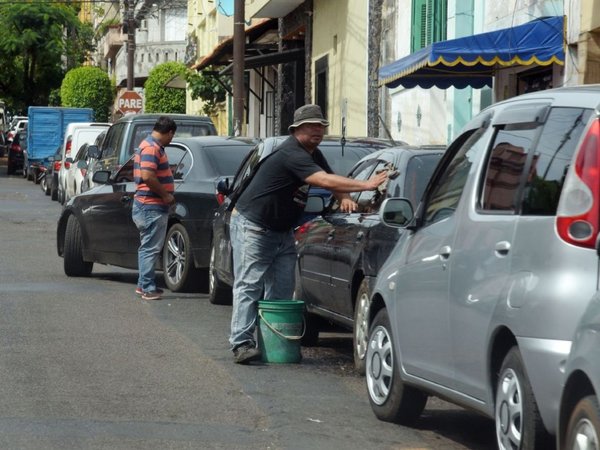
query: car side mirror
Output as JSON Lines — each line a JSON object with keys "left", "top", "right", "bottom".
{"left": 92, "top": 170, "right": 111, "bottom": 185}
{"left": 87, "top": 144, "right": 101, "bottom": 159}
{"left": 305, "top": 195, "right": 325, "bottom": 214}
{"left": 379, "top": 198, "right": 414, "bottom": 228}
{"left": 216, "top": 177, "right": 231, "bottom": 196}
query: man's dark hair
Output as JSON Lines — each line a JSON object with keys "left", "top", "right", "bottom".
{"left": 153, "top": 116, "right": 177, "bottom": 134}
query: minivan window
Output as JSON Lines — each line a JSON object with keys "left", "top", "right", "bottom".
{"left": 129, "top": 124, "right": 155, "bottom": 159}
{"left": 102, "top": 123, "right": 125, "bottom": 160}
{"left": 482, "top": 124, "right": 539, "bottom": 211}
{"left": 424, "top": 128, "right": 487, "bottom": 225}
{"left": 521, "top": 107, "right": 592, "bottom": 215}
{"left": 127, "top": 123, "right": 215, "bottom": 162}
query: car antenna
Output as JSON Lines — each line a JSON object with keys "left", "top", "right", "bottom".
{"left": 378, "top": 113, "right": 397, "bottom": 146}
{"left": 341, "top": 119, "right": 346, "bottom": 157}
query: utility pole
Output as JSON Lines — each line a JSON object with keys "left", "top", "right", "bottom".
{"left": 233, "top": 0, "right": 245, "bottom": 136}
{"left": 125, "top": 0, "right": 135, "bottom": 91}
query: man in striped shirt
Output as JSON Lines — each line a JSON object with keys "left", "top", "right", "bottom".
{"left": 131, "top": 116, "right": 177, "bottom": 301}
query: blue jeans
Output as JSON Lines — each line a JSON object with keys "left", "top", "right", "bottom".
{"left": 229, "top": 210, "right": 296, "bottom": 350}
{"left": 132, "top": 202, "right": 168, "bottom": 293}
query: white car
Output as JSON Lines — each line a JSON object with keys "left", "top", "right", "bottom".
{"left": 6, "top": 117, "right": 28, "bottom": 142}
{"left": 57, "top": 122, "right": 110, "bottom": 204}
{"left": 64, "top": 143, "right": 94, "bottom": 203}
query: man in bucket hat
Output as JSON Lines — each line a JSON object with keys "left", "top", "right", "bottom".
{"left": 229, "top": 104, "right": 388, "bottom": 364}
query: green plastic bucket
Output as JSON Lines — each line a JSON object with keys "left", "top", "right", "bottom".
{"left": 257, "top": 300, "right": 305, "bottom": 363}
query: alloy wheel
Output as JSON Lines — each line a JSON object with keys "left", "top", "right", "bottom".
{"left": 164, "top": 229, "right": 186, "bottom": 285}
{"left": 496, "top": 368, "right": 523, "bottom": 450}
{"left": 366, "top": 324, "right": 394, "bottom": 406}
{"left": 571, "top": 417, "right": 599, "bottom": 450}
{"left": 209, "top": 246, "right": 217, "bottom": 295}
{"left": 354, "top": 289, "right": 370, "bottom": 362}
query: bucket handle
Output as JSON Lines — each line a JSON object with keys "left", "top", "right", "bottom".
{"left": 258, "top": 310, "right": 305, "bottom": 341}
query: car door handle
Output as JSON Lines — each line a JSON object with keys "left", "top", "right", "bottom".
{"left": 356, "top": 231, "right": 364, "bottom": 241}
{"left": 120, "top": 195, "right": 131, "bottom": 203}
{"left": 439, "top": 246, "right": 452, "bottom": 260}
{"left": 495, "top": 241, "right": 511, "bottom": 256}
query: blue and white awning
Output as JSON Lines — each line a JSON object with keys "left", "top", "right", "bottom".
{"left": 379, "top": 16, "right": 565, "bottom": 89}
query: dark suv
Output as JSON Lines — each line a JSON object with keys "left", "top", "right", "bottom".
{"left": 86, "top": 113, "right": 216, "bottom": 179}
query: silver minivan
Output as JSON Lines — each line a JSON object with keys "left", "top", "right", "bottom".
{"left": 366, "top": 86, "right": 600, "bottom": 449}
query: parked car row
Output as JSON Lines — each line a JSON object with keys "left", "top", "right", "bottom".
{"left": 14, "top": 88, "right": 600, "bottom": 449}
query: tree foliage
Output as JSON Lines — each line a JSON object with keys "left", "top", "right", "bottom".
{"left": 144, "top": 62, "right": 187, "bottom": 114}
{"left": 186, "top": 68, "right": 227, "bottom": 116}
{"left": 61, "top": 67, "right": 114, "bottom": 122}
{"left": 0, "top": 1, "right": 94, "bottom": 113}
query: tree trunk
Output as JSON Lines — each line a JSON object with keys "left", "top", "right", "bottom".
{"left": 367, "top": 0, "right": 383, "bottom": 137}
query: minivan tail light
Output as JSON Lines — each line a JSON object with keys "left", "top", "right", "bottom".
{"left": 54, "top": 161, "right": 61, "bottom": 172}
{"left": 64, "top": 161, "right": 71, "bottom": 170}
{"left": 66, "top": 138, "right": 72, "bottom": 154}
{"left": 556, "top": 118, "right": 600, "bottom": 248}
{"left": 216, "top": 192, "right": 225, "bottom": 205}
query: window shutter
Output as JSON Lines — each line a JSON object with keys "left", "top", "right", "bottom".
{"left": 411, "top": 0, "right": 426, "bottom": 52}
{"left": 412, "top": 0, "right": 447, "bottom": 52}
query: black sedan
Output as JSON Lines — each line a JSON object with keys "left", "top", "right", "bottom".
{"left": 294, "top": 145, "right": 445, "bottom": 373}
{"left": 57, "top": 136, "right": 258, "bottom": 292}
{"left": 210, "top": 136, "right": 397, "bottom": 305}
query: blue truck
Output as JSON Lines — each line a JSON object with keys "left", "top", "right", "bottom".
{"left": 26, "top": 106, "right": 94, "bottom": 181}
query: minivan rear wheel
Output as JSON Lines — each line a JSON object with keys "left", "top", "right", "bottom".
{"left": 366, "top": 308, "right": 427, "bottom": 424}
{"left": 495, "top": 347, "right": 551, "bottom": 450}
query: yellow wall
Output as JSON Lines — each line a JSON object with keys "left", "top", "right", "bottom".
{"left": 313, "top": 0, "right": 368, "bottom": 136}
{"left": 581, "top": 0, "right": 600, "bottom": 32}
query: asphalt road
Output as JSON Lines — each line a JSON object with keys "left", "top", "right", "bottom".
{"left": 0, "top": 157, "right": 495, "bottom": 450}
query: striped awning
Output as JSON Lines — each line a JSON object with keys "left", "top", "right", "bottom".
{"left": 379, "top": 16, "right": 565, "bottom": 89}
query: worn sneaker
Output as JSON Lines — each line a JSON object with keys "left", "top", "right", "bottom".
{"left": 136, "top": 287, "right": 163, "bottom": 296}
{"left": 233, "top": 343, "right": 262, "bottom": 364}
{"left": 141, "top": 290, "right": 163, "bottom": 301}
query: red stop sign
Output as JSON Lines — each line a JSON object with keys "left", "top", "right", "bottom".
{"left": 117, "top": 90, "right": 143, "bottom": 114}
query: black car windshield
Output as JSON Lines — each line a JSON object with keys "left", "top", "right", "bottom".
{"left": 204, "top": 146, "right": 254, "bottom": 175}
{"left": 321, "top": 145, "right": 384, "bottom": 176}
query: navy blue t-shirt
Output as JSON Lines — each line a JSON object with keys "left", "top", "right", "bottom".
{"left": 235, "top": 136, "right": 333, "bottom": 231}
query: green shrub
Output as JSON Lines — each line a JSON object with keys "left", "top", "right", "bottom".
{"left": 144, "top": 61, "right": 186, "bottom": 113}
{"left": 61, "top": 66, "right": 113, "bottom": 122}
{"left": 186, "top": 67, "right": 227, "bottom": 116}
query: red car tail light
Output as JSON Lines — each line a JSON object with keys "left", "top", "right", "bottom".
{"left": 54, "top": 161, "right": 62, "bottom": 172}
{"left": 64, "top": 161, "right": 71, "bottom": 170}
{"left": 216, "top": 192, "right": 226, "bottom": 205}
{"left": 10, "top": 142, "right": 21, "bottom": 153}
{"left": 294, "top": 221, "right": 314, "bottom": 239}
{"left": 556, "top": 118, "right": 600, "bottom": 248}
{"left": 66, "top": 138, "right": 72, "bottom": 154}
